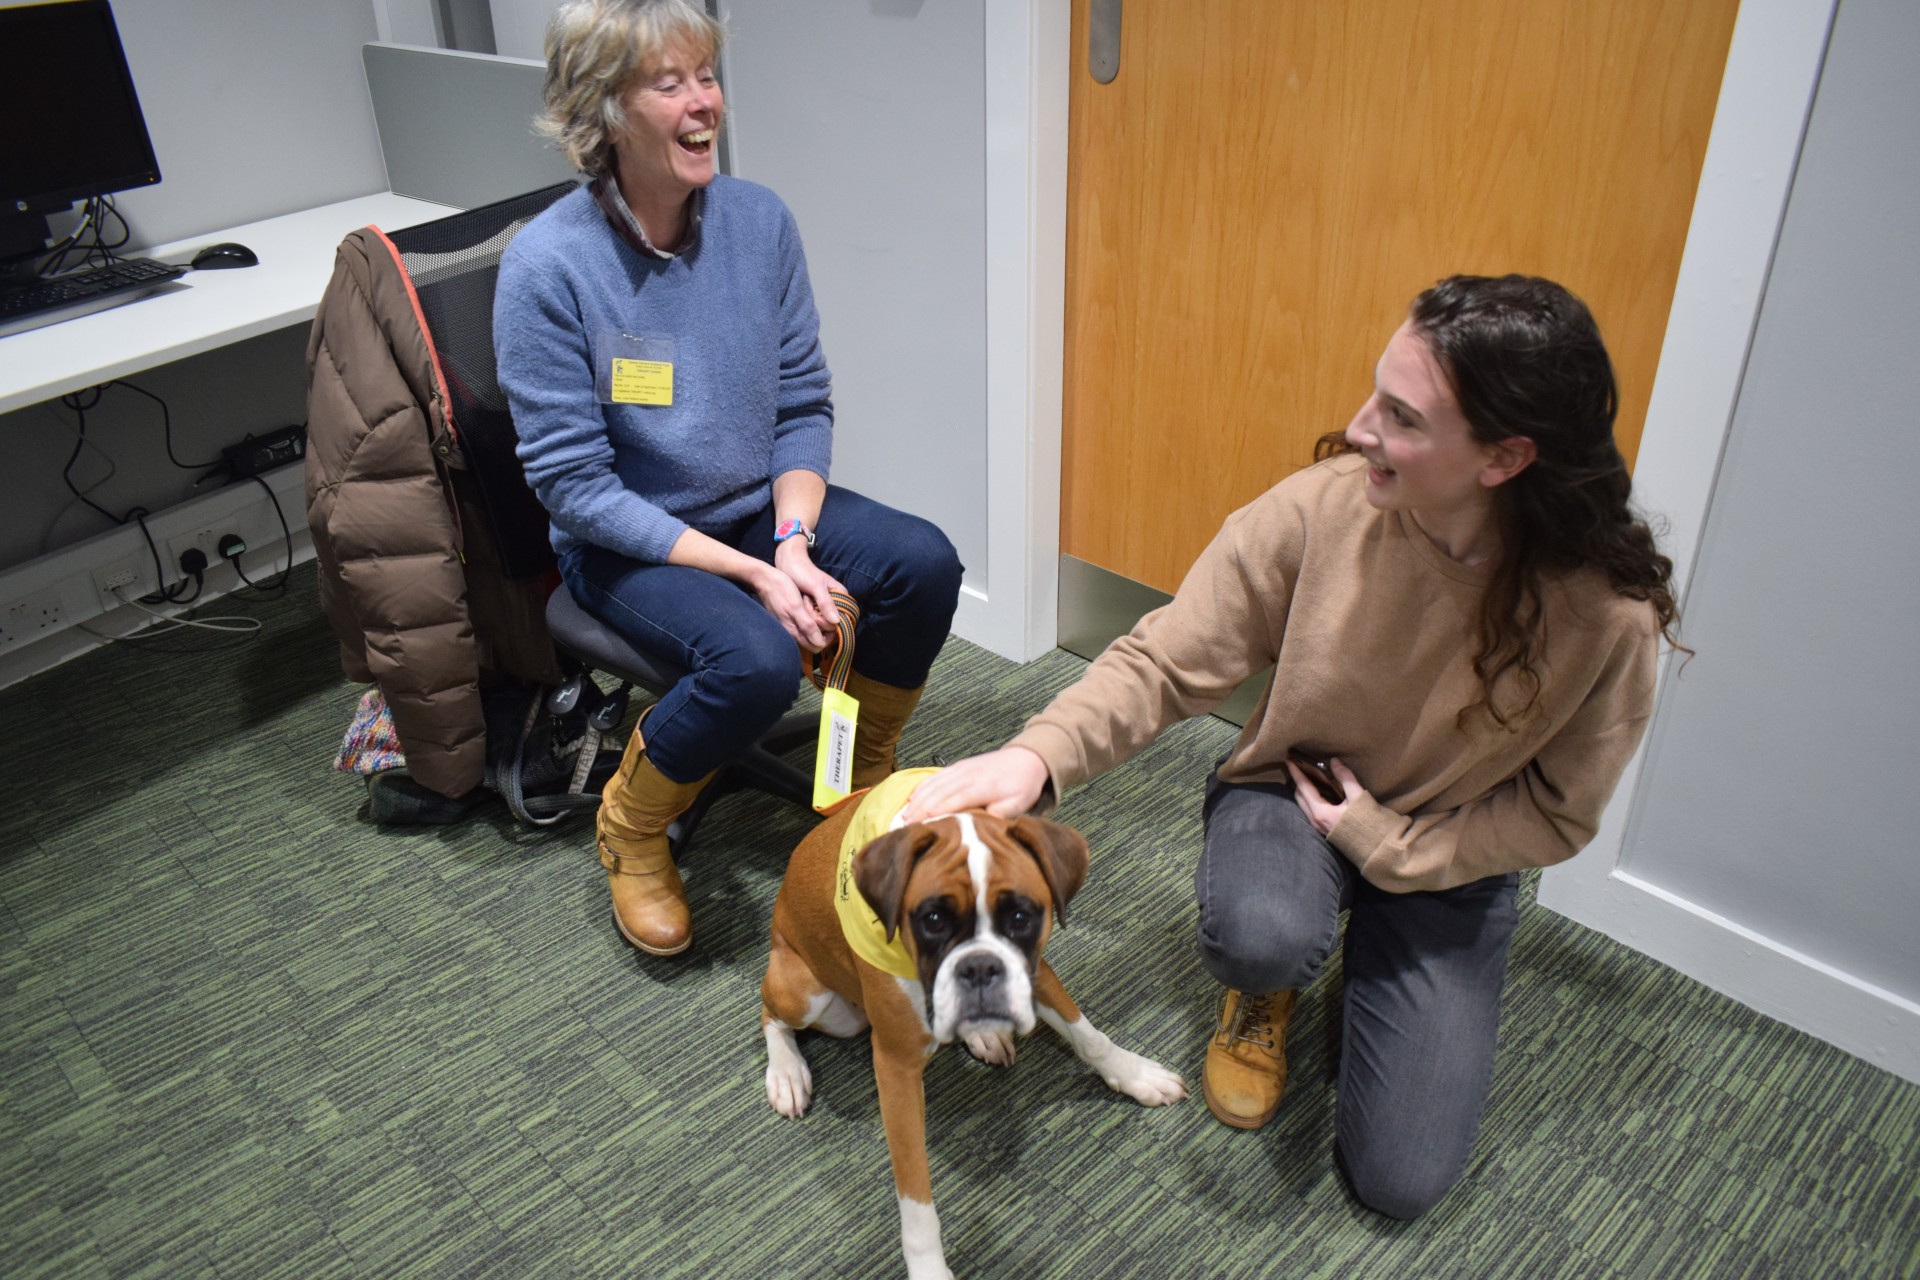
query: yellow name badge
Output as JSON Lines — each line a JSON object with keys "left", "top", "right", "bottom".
{"left": 813, "top": 686, "right": 860, "bottom": 811}
{"left": 595, "top": 331, "right": 675, "bottom": 406}
{"left": 610, "top": 357, "right": 673, "bottom": 406}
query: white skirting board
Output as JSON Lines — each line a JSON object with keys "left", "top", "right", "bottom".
{"left": 1540, "top": 751, "right": 1920, "bottom": 1087}
{"left": 0, "top": 461, "right": 312, "bottom": 690}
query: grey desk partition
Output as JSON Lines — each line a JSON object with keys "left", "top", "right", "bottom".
{"left": 363, "top": 43, "right": 579, "bottom": 209}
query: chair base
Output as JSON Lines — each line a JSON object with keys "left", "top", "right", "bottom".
{"left": 665, "top": 710, "right": 816, "bottom": 856}
{"left": 544, "top": 583, "right": 820, "bottom": 856}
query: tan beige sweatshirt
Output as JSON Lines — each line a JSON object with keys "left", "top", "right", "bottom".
{"left": 1012, "top": 455, "right": 1659, "bottom": 893}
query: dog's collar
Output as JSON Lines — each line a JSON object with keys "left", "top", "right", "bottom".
{"left": 835, "top": 767, "right": 943, "bottom": 979}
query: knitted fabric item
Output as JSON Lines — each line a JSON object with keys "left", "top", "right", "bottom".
{"left": 334, "top": 687, "right": 406, "bottom": 776}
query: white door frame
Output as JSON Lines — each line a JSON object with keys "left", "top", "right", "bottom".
{"left": 969, "top": 0, "right": 1070, "bottom": 661}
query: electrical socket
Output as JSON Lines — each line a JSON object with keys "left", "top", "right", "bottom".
{"left": 0, "top": 585, "right": 67, "bottom": 653}
{"left": 166, "top": 496, "right": 294, "bottom": 581}
{"left": 91, "top": 556, "right": 151, "bottom": 609}
{"left": 168, "top": 521, "right": 247, "bottom": 579}
{"left": 168, "top": 503, "right": 295, "bottom": 586}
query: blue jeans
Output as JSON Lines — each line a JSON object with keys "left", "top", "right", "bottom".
{"left": 558, "top": 485, "right": 962, "bottom": 783}
{"left": 1195, "top": 772, "right": 1520, "bottom": 1220}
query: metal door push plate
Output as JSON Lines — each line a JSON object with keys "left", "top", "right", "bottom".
{"left": 1090, "top": 0, "right": 1121, "bottom": 84}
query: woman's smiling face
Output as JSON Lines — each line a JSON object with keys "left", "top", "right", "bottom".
{"left": 613, "top": 41, "right": 722, "bottom": 206}
{"left": 1343, "top": 322, "right": 1510, "bottom": 524}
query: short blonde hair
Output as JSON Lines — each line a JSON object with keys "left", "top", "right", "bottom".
{"left": 535, "top": 0, "right": 725, "bottom": 177}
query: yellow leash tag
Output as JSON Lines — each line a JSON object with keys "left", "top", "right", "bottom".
{"left": 813, "top": 686, "right": 859, "bottom": 811}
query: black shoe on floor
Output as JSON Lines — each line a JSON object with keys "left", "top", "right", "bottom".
{"left": 365, "top": 772, "right": 482, "bottom": 825}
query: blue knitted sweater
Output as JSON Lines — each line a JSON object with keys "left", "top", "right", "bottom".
{"left": 494, "top": 177, "right": 834, "bottom": 564}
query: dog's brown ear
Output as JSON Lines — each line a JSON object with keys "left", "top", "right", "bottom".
{"left": 854, "top": 824, "right": 943, "bottom": 942}
{"left": 1006, "top": 816, "right": 1090, "bottom": 929}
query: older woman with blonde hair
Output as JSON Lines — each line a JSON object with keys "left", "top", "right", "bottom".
{"left": 496, "top": 0, "right": 962, "bottom": 959}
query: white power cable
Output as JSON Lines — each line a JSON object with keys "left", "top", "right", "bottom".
{"left": 109, "top": 584, "right": 262, "bottom": 634}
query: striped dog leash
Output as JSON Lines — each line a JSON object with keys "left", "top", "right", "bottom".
{"left": 808, "top": 590, "right": 860, "bottom": 694}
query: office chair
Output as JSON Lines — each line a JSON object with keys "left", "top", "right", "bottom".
{"left": 384, "top": 184, "right": 814, "bottom": 847}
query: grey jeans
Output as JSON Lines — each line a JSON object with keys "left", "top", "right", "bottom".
{"left": 1195, "top": 772, "right": 1520, "bottom": 1219}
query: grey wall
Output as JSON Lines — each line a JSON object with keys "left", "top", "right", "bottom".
{"left": 437, "top": 0, "right": 497, "bottom": 52}
{"left": 79, "top": 0, "right": 391, "bottom": 249}
{"left": 1619, "top": 0, "right": 1920, "bottom": 1003}
{"left": 719, "top": 0, "right": 989, "bottom": 584}
{"left": 0, "top": 0, "right": 391, "bottom": 570}
{"left": 486, "top": 0, "right": 550, "bottom": 60}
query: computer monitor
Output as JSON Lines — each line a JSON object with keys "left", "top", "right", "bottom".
{"left": 0, "top": 0, "right": 163, "bottom": 273}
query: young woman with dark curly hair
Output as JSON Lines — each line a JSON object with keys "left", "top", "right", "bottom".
{"left": 903, "top": 274, "right": 1682, "bottom": 1219}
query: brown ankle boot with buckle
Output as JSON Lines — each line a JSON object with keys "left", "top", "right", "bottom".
{"left": 1203, "top": 987, "right": 1298, "bottom": 1130}
{"left": 843, "top": 672, "right": 926, "bottom": 790}
{"left": 597, "top": 721, "right": 712, "bottom": 956}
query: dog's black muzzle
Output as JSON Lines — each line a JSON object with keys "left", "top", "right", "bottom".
{"left": 952, "top": 951, "right": 1012, "bottom": 1023}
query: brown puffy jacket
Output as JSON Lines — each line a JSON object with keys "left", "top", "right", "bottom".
{"left": 304, "top": 226, "right": 559, "bottom": 798}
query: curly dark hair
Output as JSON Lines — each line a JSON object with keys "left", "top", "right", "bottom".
{"left": 1316, "top": 274, "right": 1683, "bottom": 727}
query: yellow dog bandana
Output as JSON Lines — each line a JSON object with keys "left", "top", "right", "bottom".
{"left": 834, "top": 767, "right": 942, "bottom": 980}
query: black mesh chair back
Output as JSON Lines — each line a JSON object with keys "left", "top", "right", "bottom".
{"left": 387, "top": 182, "right": 577, "bottom": 580}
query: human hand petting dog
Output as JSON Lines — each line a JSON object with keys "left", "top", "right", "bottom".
{"left": 898, "top": 746, "right": 1051, "bottom": 823}
{"left": 1286, "top": 756, "right": 1365, "bottom": 835}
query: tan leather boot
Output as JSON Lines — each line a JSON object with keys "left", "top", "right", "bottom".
{"left": 597, "top": 722, "right": 712, "bottom": 956}
{"left": 1202, "top": 987, "right": 1297, "bottom": 1130}
{"left": 844, "top": 672, "right": 925, "bottom": 790}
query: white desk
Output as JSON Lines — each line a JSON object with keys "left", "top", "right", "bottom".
{"left": 0, "top": 191, "right": 452, "bottom": 416}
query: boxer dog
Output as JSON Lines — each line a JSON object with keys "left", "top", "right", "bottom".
{"left": 761, "top": 769, "right": 1186, "bottom": 1280}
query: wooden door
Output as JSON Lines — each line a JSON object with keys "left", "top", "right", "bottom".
{"left": 1062, "top": 0, "right": 1741, "bottom": 594}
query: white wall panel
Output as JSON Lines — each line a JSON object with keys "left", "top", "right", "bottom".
{"left": 720, "top": 0, "right": 989, "bottom": 600}
{"left": 1540, "top": 0, "right": 1920, "bottom": 1084}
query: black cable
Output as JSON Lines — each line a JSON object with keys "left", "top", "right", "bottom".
{"left": 111, "top": 380, "right": 220, "bottom": 470}
{"left": 95, "top": 195, "right": 130, "bottom": 262}
{"left": 77, "top": 196, "right": 125, "bottom": 271}
{"left": 58, "top": 389, "right": 123, "bottom": 527}
{"left": 226, "top": 475, "right": 294, "bottom": 597}
{"left": 43, "top": 198, "right": 100, "bottom": 275}
{"left": 51, "top": 381, "right": 224, "bottom": 549}
{"left": 128, "top": 508, "right": 198, "bottom": 604}
{"left": 39, "top": 201, "right": 93, "bottom": 276}
{"left": 40, "top": 196, "right": 130, "bottom": 276}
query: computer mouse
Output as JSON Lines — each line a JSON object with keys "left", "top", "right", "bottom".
{"left": 190, "top": 242, "right": 259, "bottom": 270}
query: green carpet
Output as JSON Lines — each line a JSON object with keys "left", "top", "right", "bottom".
{"left": 1, "top": 567, "right": 1915, "bottom": 1278}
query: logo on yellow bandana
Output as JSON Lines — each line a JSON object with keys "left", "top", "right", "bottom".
{"left": 833, "top": 767, "right": 942, "bottom": 980}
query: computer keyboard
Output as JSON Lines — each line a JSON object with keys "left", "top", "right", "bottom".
{"left": 0, "top": 257, "right": 188, "bottom": 337}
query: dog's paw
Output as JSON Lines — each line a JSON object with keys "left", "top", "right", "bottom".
{"left": 1099, "top": 1048, "right": 1188, "bottom": 1107}
{"left": 766, "top": 1056, "right": 814, "bottom": 1118}
{"left": 963, "top": 1027, "right": 1017, "bottom": 1067}
{"left": 764, "top": 1025, "right": 814, "bottom": 1118}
